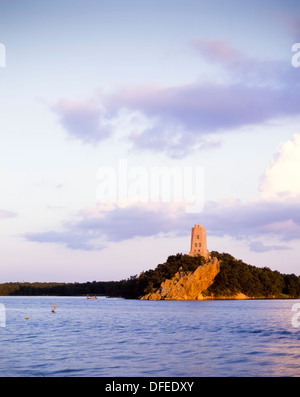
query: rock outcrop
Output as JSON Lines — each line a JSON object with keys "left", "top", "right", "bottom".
{"left": 141, "top": 256, "right": 220, "bottom": 300}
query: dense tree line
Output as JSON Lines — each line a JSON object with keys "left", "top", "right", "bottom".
{"left": 119, "top": 253, "right": 205, "bottom": 298}
{"left": 206, "top": 252, "right": 300, "bottom": 298}
{"left": 0, "top": 252, "right": 299, "bottom": 299}
{"left": 0, "top": 254, "right": 204, "bottom": 298}
{"left": 0, "top": 280, "right": 126, "bottom": 297}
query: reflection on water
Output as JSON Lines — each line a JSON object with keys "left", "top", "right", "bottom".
{"left": 0, "top": 297, "right": 299, "bottom": 377}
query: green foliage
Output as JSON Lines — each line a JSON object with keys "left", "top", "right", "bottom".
{"left": 106, "top": 253, "right": 206, "bottom": 299}
{"left": 0, "top": 254, "right": 205, "bottom": 299}
{"left": 0, "top": 251, "right": 299, "bottom": 299}
{"left": 206, "top": 251, "right": 300, "bottom": 298}
{"left": 0, "top": 280, "right": 125, "bottom": 297}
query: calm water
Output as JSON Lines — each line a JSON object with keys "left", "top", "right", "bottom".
{"left": 0, "top": 296, "right": 299, "bottom": 377}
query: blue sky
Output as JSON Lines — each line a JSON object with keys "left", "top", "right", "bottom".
{"left": 0, "top": 0, "right": 300, "bottom": 282}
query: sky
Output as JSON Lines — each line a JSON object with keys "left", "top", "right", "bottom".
{"left": 0, "top": 0, "right": 300, "bottom": 282}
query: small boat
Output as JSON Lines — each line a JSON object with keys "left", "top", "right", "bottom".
{"left": 87, "top": 294, "right": 98, "bottom": 299}
{"left": 52, "top": 303, "right": 57, "bottom": 312}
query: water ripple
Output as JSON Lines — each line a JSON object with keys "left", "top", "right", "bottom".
{"left": 0, "top": 297, "right": 300, "bottom": 376}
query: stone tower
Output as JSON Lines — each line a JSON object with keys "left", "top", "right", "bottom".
{"left": 189, "top": 224, "right": 209, "bottom": 259}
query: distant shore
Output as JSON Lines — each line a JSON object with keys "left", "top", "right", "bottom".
{"left": 1, "top": 251, "right": 300, "bottom": 300}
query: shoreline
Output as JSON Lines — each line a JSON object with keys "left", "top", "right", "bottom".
{"left": 0, "top": 293, "right": 300, "bottom": 302}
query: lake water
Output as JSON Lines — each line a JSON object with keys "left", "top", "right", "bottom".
{"left": 0, "top": 296, "right": 299, "bottom": 377}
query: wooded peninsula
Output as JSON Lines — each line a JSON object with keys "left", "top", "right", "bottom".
{"left": 1, "top": 252, "right": 300, "bottom": 299}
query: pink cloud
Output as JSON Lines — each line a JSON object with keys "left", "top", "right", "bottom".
{"left": 289, "top": 17, "right": 300, "bottom": 37}
{"left": 278, "top": 14, "right": 300, "bottom": 39}
{"left": 0, "top": 209, "right": 17, "bottom": 219}
{"left": 191, "top": 39, "right": 244, "bottom": 65}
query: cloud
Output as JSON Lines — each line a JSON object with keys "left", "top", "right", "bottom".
{"left": 74, "top": 203, "right": 192, "bottom": 242}
{"left": 23, "top": 191, "right": 300, "bottom": 252}
{"left": 128, "top": 119, "right": 221, "bottom": 158}
{"left": 201, "top": 198, "right": 300, "bottom": 242}
{"left": 249, "top": 240, "right": 290, "bottom": 253}
{"left": 191, "top": 39, "right": 245, "bottom": 66}
{"left": 190, "top": 38, "right": 290, "bottom": 86}
{"left": 23, "top": 203, "right": 194, "bottom": 250}
{"left": 50, "top": 39, "right": 300, "bottom": 157}
{"left": 22, "top": 128, "right": 300, "bottom": 250}
{"left": 117, "top": 48, "right": 299, "bottom": 156}
{"left": 53, "top": 99, "right": 112, "bottom": 143}
{"left": 117, "top": 80, "right": 300, "bottom": 129}
{"left": 24, "top": 230, "right": 106, "bottom": 251}
{"left": 279, "top": 14, "right": 300, "bottom": 40}
{"left": 21, "top": 127, "right": 300, "bottom": 250}
{"left": 0, "top": 209, "right": 17, "bottom": 219}
{"left": 289, "top": 17, "right": 300, "bottom": 38}
{"left": 259, "top": 133, "right": 300, "bottom": 200}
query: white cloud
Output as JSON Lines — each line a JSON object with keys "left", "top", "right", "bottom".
{"left": 259, "top": 133, "right": 300, "bottom": 200}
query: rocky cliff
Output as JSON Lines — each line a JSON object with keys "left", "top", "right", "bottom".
{"left": 141, "top": 256, "right": 220, "bottom": 300}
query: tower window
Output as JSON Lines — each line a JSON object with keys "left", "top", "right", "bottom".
{"left": 197, "top": 235, "right": 199, "bottom": 239}
{"left": 195, "top": 243, "right": 197, "bottom": 247}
